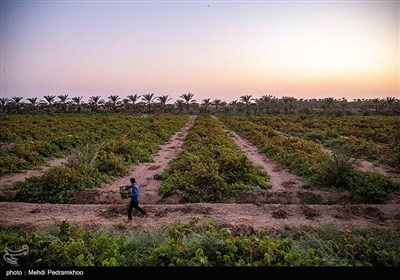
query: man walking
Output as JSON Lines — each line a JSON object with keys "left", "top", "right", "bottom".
{"left": 127, "top": 178, "right": 147, "bottom": 220}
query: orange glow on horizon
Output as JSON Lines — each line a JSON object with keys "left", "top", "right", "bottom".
{"left": 1, "top": 1, "right": 398, "bottom": 101}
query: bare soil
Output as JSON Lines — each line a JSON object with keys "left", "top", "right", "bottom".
{"left": 1, "top": 116, "right": 399, "bottom": 232}
{"left": 0, "top": 158, "right": 67, "bottom": 201}
{"left": 0, "top": 202, "right": 398, "bottom": 231}
{"left": 230, "top": 188, "right": 353, "bottom": 205}
{"left": 322, "top": 147, "right": 400, "bottom": 180}
{"left": 214, "top": 118, "right": 350, "bottom": 206}
{"left": 277, "top": 130, "right": 400, "bottom": 181}
{"left": 354, "top": 159, "right": 400, "bottom": 180}
{"left": 227, "top": 130, "right": 303, "bottom": 191}
{"left": 213, "top": 115, "right": 303, "bottom": 191}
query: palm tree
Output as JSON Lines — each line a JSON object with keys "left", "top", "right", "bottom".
{"left": 43, "top": 95, "right": 56, "bottom": 113}
{"left": 27, "top": 97, "right": 38, "bottom": 112}
{"left": 288, "top": 97, "right": 296, "bottom": 113}
{"left": 142, "top": 93, "right": 155, "bottom": 113}
{"left": 212, "top": 99, "right": 222, "bottom": 113}
{"left": 261, "top": 94, "right": 273, "bottom": 114}
{"left": 0, "top": 97, "right": 9, "bottom": 113}
{"left": 371, "top": 98, "right": 382, "bottom": 113}
{"left": 10, "top": 97, "right": 23, "bottom": 112}
{"left": 157, "top": 95, "right": 171, "bottom": 113}
{"left": 240, "top": 95, "right": 253, "bottom": 114}
{"left": 385, "top": 97, "right": 397, "bottom": 114}
{"left": 71, "top": 96, "right": 83, "bottom": 112}
{"left": 281, "top": 97, "right": 290, "bottom": 114}
{"left": 43, "top": 95, "right": 56, "bottom": 106}
{"left": 127, "top": 94, "right": 141, "bottom": 113}
{"left": 220, "top": 101, "right": 227, "bottom": 112}
{"left": 227, "top": 100, "right": 238, "bottom": 114}
{"left": 121, "top": 98, "right": 130, "bottom": 112}
{"left": 180, "top": 93, "right": 195, "bottom": 113}
{"left": 175, "top": 99, "right": 185, "bottom": 113}
{"left": 322, "top": 97, "right": 335, "bottom": 114}
{"left": 201, "top": 98, "right": 211, "bottom": 114}
{"left": 57, "top": 94, "right": 69, "bottom": 112}
{"left": 254, "top": 98, "right": 264, "bottom": 114}
{"left": 88, "top": 96, "right": 103, "bottom": 112}
{"left": 108, "top": 95, "right": 120, "bottom": 112}
{"left": 339, "top": 97, "right": 348, "bottom": 114}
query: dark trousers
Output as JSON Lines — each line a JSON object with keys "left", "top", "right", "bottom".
{"left": 127, "top": 201, "right": 146, "bottom": 219}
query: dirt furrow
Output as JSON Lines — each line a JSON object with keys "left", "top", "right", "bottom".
{"left": 227, "top": 130, "right": 303, "bottom": 191}
{"left": 277, "top": 130, "right": 400, "bottom": 181}
{"left": 73, "top": 116, "right": 196, "bottom": 204}
{"left": 214, "top": 116, "right": 303, "bottom": 191}
{"left": 0, "top": 202, "right": 398, "bottom": 230}
{"left": 0, "top": 158, "right": 68, "bottom": 201}
{"left": 322, "top": 147, "right": 400, "bottom": 180}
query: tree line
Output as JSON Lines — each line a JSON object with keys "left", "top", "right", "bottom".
{"left": 0, "top": 93, "right": 399, "bottom": 115}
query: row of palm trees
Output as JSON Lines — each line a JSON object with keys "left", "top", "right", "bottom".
{"left": 0, "top": 94, "right": 399, "bottom": 115}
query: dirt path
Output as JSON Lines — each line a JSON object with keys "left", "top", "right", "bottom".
{"left": 216, "top": 126, "right": 360, "bottom": 204}
{"left": 1, "top": 202, "right": 398, "bottom": 231}
{"left": 277, "top": 130, "right": 400, "bottom": 181}
{"left": 73, "top": 116, "right": 196, "bottom": 205}
{"left": 217, "top": 124, "right": 399, "bottom": 203}
{"left": 0, "top": 158, "right": 67, "bottom": 201}
{"left": 227, "top": 130, "right": 303, "bottom": 191}
{"left": 214, "top": 116, "right": 303, "bottom": 191}
{"left": 322, "top": 147, "right": 400, "bottom": 181}
{"left": 355, "top": 160, "right": 400, "bottom": 180}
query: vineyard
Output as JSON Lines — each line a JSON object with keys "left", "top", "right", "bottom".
{"left": 1, "top": 113, "right": 399, "bottom": 266}
{"left": 244, "top": 115, "right": 400, "bottom": 169}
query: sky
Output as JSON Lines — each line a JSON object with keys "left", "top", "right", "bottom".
{"left": 0, "top": 0, "right": 399, "bottom": 103}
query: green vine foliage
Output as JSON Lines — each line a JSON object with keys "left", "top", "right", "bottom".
{"left": 247, "top": 114, "right": 400, "bottom": 169}
{"left": 1, "top": 222, "right": 399, "bottom": 266}
{"left": 220, "top": 116, "right": 400, "bottom": 203}
{"left": 0, "top": 114, "right": 187, "bottom": 175}
{"left": 12, "top": 115, "right": 188, "bottom": 203}
{"left": 159, "top": 115, "right": 271, "bottom": 202}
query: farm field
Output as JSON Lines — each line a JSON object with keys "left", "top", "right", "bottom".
{"left": 0, "top": 114, "right": 188, "bottom": 175}
{"left": 220, "top": 115, "right": 400, "bottom": 203}
{"left": 2, "top": 0, "right": 400, "bottom": 269}
{"left": 245, "top": 115, "right": 400, "bottom": 169}
{"left": 0, "top": 114, "right": 188, "bottom": 202}
{"left": 1, "top": 113, "right": 400, "bottom": 267}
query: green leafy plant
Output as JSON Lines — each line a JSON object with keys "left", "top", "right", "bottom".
{"left": 2, "top": 222, "right": 399, "bottom": 267}
{"left": 67, "top": 144, "right": 102, "bottom": 170}
{"left": 311, "top": 148, "right": 356, "bottom": 189}
{"left": 12, "top": 114, "right": 188, "bottom": 203}
{"left": 159, "top": 116, "right": 271, "bottom": 202}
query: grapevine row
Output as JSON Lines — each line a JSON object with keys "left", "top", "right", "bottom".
{"left": 158, "top": 115, "right": 271, "bottom": 202}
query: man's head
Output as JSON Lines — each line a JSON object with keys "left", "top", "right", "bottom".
{"left": 130, "top": 178, "right": 136, "bottom": 184}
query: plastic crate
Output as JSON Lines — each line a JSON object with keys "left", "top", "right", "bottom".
{"left": 120, "top": 186, "right": 131, "bottom": 199}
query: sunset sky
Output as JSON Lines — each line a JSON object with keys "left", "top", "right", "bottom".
{"left": 1, "top": 0, "right": 398, "bottom": 102}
